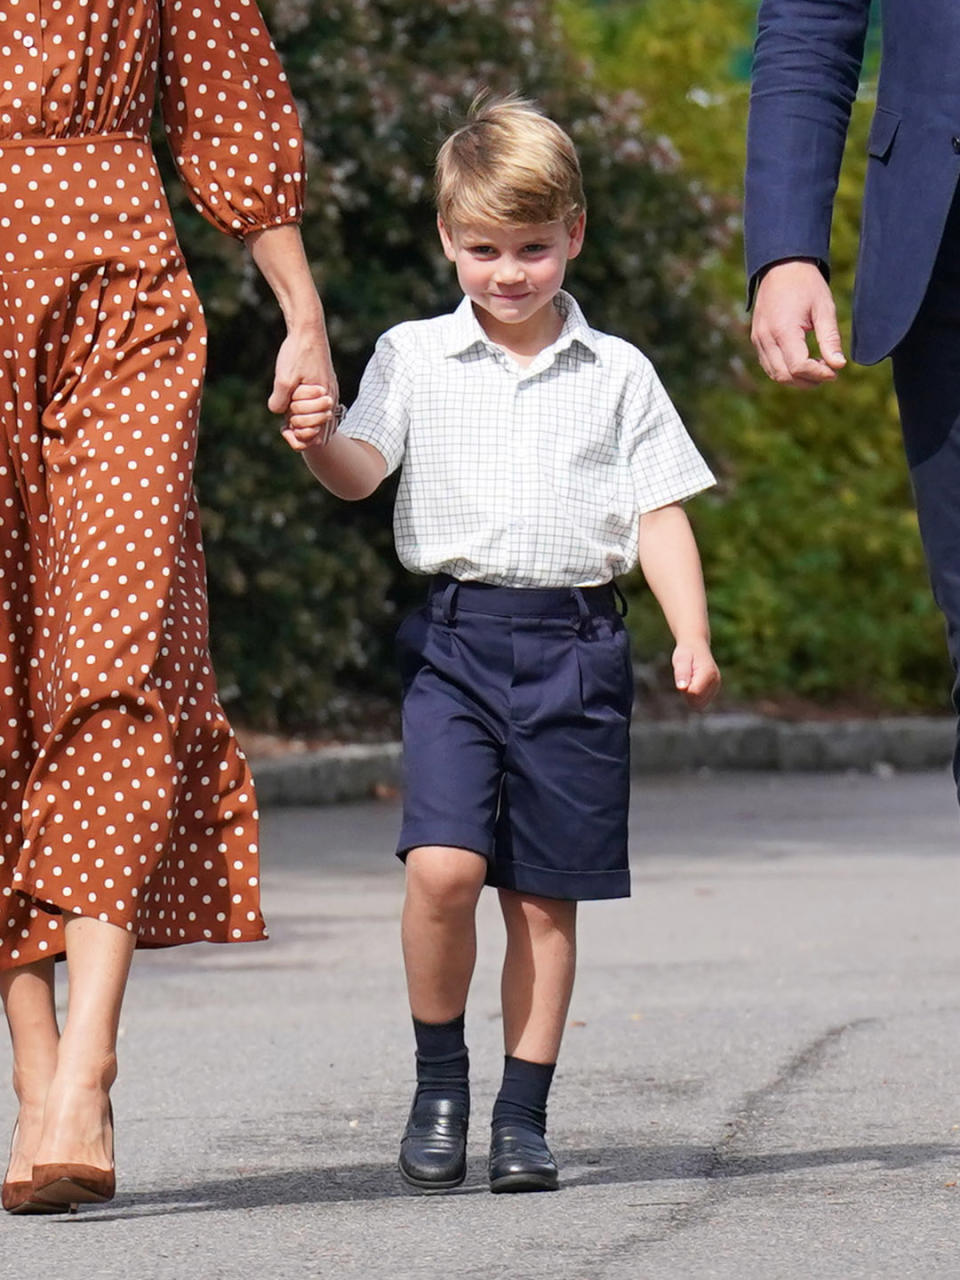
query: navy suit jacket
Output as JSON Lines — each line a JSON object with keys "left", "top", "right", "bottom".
{"left": 745, "top": 0, "right": 960, "bottom": 365}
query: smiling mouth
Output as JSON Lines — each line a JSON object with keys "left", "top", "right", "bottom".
{"left": 491, "top": 292, "right": 531, "bottom": 301}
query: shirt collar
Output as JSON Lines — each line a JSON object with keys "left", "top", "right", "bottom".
{"left": 441, "top": 290, "right": 600, "bottom": 363}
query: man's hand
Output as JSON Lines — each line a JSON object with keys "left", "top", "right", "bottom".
{"left": 751, "top": 260, "right": 847, "bottom": 387}
{"left": 672, "top": 640, "right": 721, "bottom": 711}
{"left": 282, "top": 383, "right": 338, "bottom": 452}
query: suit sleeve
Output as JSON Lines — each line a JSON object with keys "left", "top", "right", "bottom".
{"left": 744, "top": 0, "right": 873, "bottom": 299}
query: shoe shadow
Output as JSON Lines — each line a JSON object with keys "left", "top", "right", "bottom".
{"left": 68, "top": 1141, "right": 960, "bottom": 1220}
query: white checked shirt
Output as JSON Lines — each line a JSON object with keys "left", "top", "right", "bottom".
{"left": 339, "top": 291, "right": 715, "bottom": 588}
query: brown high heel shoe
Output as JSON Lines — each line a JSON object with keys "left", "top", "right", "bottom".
{"left": 31, "top": 1101, "right": 115, "bottom": 1212}
{"left": 3, "top": 1124, "right": 61, "bottom": 1216}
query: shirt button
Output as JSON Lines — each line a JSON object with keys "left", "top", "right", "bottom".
{"left": 953, "top": 136, "right": 960, "bottom": 154}
{"left": 22, "top": 35, "right": 34, "bottom": 48}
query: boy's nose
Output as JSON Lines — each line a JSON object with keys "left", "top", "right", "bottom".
{"left": 494, "top": 259, "right": 525, "bottom": 284}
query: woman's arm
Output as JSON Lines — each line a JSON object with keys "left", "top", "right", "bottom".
{"left": 245, "top": 225, "right": 338, "bottom": 418}
{"left": 637, "top": 503, "right": 721, "bottom": 710}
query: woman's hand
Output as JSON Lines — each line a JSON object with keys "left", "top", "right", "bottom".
{"left": 268, "top": 321, "right": 338, "bottom": 412}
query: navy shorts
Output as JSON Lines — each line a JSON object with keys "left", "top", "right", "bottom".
{"left": 395, "top": 575, "right": 633, "bottom": 900}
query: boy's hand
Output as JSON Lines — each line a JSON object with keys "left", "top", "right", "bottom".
{"left": 281, "top": 383, "right": 340, "bottom": 452}
{"left": 672, "top": 640, "right": 721, "bottom": 710}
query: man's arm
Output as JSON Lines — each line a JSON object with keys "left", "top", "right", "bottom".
{"left": 746, "top": 0, "right": 872, "bottom": 386}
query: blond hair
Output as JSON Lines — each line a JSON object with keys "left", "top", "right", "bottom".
{"left": 436, "top": 94, "right": 586, "bottom": 231}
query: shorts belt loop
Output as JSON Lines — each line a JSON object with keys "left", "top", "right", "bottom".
{"left": 437, "top": 580, "right": 459, "bottom": 625}
{"left": 612, "top": 582, "right": 629, "bottom": 617}
{"left": 571, "top": 588, "right": 592, "bottom": 632}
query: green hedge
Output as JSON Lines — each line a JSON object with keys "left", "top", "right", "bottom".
{"left": 161, "top": 0, "right": 738, "bottom": 729}
{"left": 566, "top": 0, "right": 949, "bottom": 713}
{"left": 164, "top": 0, "right": 948, "bottom": 728}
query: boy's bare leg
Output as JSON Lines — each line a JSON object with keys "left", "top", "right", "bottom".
{"left": 399, "top": 846, "right": 487, "bottom": 1190}
{"left": 490, "top": 889, "right": 576, "bottom": 1192}
{"left": 498, "top": 890, "right": 577, "bottom": 1062}
{"left": 402, "top": 846, "right": 488, "bottom": 1020}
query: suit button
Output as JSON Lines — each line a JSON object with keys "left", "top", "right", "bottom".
{"left": 953, "top": 136, "right": 960, "bottom": 154}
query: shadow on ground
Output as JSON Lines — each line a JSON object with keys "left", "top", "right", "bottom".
{"left": 63, "top": 1142, "right": 960, "bottom": 1220}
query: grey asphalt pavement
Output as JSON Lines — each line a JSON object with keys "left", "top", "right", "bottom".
{"left": 3, "top": 772, "right": 960, "bottom": 1279}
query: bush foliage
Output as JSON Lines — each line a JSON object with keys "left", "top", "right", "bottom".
{"left": 564, "top": 0, "right": 948, "bottom": 712}
{"left": 167, "top": 0, "right": 948, "bottom": 728}
{"left": 162, "top": 0, "right": 739, "bottom": 729}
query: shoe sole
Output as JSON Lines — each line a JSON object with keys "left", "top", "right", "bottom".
{"left": 5, "top": 1198, "right": 65, "bottom": 1215}
{"left": 489, "top": 1172, "right": 559, "bottom": 1194}
{"left": 398, "top": 1160, "right": 466, "bottom": 1193}
{"left": 32, "top": 1177, "right": 113, "bottom": 1210}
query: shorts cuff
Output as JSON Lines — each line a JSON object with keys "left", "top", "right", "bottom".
{"left": 491, "top": 860, "right": 631, "bottom": 901}
{"left": 397, "top": 821, "right": 494, "bottom": 862}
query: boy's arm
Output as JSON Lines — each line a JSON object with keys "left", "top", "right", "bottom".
{"left": 304, "top": 433, "right": 388, "bottom": 501}
{"left": 637, "top": 503, "right": 721, "bottom": 710}
{"left": 285, "top": 384, "right": 387, "bottom": 500}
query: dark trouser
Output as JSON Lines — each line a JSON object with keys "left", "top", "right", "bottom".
{"left": 892, "top": 185, "right": 960, "bottom": 796}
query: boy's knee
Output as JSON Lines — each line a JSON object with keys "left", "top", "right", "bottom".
{"left": 405, "top": 846, "right": 486, "bottom": 913}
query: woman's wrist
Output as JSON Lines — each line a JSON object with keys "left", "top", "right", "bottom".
{"left": 245, "top": 223, "right": 327, "bottom": 332}
{"left": 283, "top": 303, "right": 328, "bottom": 338}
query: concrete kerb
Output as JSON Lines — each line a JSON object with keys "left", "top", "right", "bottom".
{"left": 249, "top": 714, "right": 955, "bottom": 807}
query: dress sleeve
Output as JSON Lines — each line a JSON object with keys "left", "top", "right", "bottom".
{"left": 158, "top": 0, "right": 306, "bottom": 239}
{"left": 621, "top": 355, "right": 716, "bottom": 514}
{"left": 338, "top": 332, "right": 413, "bottom": 477}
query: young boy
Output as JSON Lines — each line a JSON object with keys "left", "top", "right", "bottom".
{"left": 284, "top": 97, "right": 721, "bottom": 1193}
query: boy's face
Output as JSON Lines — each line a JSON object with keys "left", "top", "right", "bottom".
{"left": 438, "top": 215, "right": 585, "bottom": 329}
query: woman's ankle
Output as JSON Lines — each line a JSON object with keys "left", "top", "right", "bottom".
{"left": 11, "top": 1062, "right": 56, "bottom": 1112}
{"left": 49, "top": 1048, "right": 118, "bottom": 1095}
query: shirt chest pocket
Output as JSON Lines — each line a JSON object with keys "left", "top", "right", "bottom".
{"left": 548, "top": 409, "right": 635, "bottom": 538}
{"left": 551, "top": 410, "right": 621, "bottom": 492}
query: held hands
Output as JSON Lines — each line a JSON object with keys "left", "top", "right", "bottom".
{"left": 751, "top": 261, "right": 847, "bottom": 387}
{"left": 267, "top": 319, "right": 341, "bottom": 451}
{"left": 672, "top": 640, "right": 721, "bottom": 711}
{"left": 278, "top": 383, "right": 340, "bottom": 452}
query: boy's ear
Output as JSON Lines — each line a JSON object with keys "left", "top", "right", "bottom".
{"left": 437, "top": 215, "right": 457, "bottom": 262}
{"left": 566, "top": 212, "right": 586, "bottom": 261}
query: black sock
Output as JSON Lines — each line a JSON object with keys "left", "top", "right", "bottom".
{"left": 412, "top": 1013, "right": 469, "bottom": 1108}
{"left": 491, "top": 1055, "right": 556, "bottom": 1137}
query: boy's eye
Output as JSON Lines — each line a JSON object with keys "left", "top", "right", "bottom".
{"left": 522, "top": 244, "right": 548, "bottom": 254}
{"left": 468, "top": 245, "right": 496, "bottom": 256}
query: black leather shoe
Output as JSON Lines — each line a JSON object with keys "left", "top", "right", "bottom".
{"left": 488, "top": 1124, "right": 559, "bottom": 1193}
{"left": 398, "top": 1095, "right": 469, "bottom": 1191}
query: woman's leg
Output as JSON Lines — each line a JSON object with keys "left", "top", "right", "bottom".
{"left": 499, "top": 890, "right": 577, "bottom": 1064}
{"left": 33, "top": 916, "right": 135, "bottom": 1171}
{"left": 0, "top": 960, "right": 59, "bottom": 1184}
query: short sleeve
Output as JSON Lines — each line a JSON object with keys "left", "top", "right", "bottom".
{"left": 622, "top": 358, "right": 716, "bottom": 513}
{"left": 158, "top": 0, "right": 306, "bottom": 239}
{"left": 338, "top": 333, "right": 413, "bottom": 476}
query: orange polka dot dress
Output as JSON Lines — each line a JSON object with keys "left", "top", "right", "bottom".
{"left": 0, "top": 0, "right": 306, "bottom": 968}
